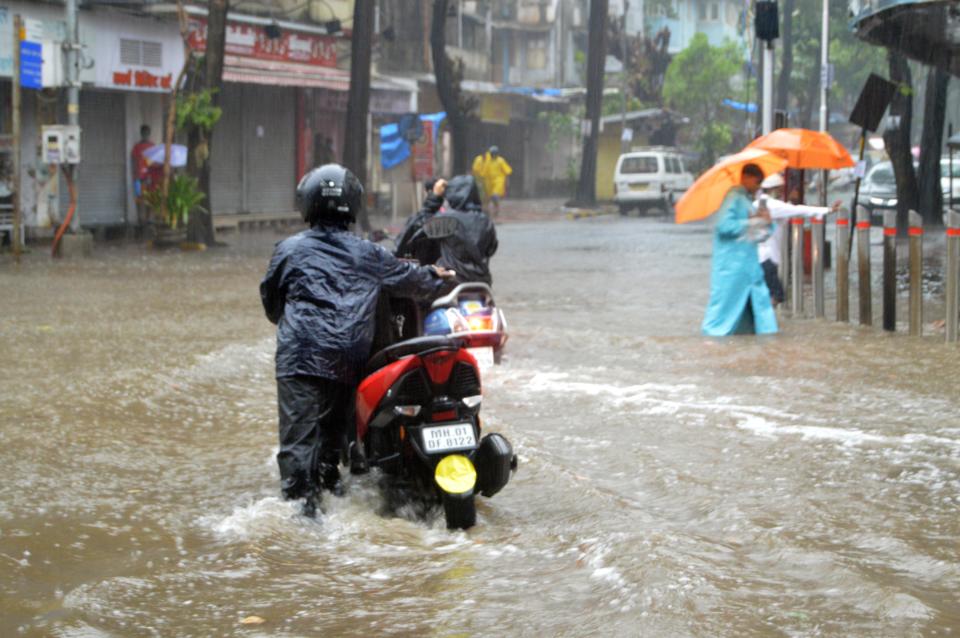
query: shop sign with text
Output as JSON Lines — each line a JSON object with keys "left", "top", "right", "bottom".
{"left": 188, "top": 18, "right": 336, "bottom": 68}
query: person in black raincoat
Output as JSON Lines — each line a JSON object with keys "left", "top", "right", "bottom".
{"left": 435, "top": 175, "right": 498, "bottom": 285}
{"left": 394, "top": 177, "right": 447, "bottom": 265}
{"left": 260, "top": 164, "right": 452, "bottom": 516}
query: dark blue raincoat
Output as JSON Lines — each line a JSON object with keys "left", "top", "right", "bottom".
{"left": 260, "top": 226, "right": 446, "bottom": 383}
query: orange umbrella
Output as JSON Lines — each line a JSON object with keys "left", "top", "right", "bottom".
{"left": 675, "top": 149, "right": 788, "bottom": 224}
{"left": 746, "top": 128, "right": 855, "bottom": 169}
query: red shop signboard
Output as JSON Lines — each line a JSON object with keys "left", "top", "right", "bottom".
{"left": 187, "top": 18, "right": 337, "bottom": 68}
{"left": 411, "top": 120, "right": 435, "bottom": 182}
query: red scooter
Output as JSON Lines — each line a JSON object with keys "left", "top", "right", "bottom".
{"left": 348, "top": 333, "right": 515, "bottom": 529}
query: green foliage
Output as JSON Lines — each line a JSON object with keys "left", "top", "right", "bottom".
{"left": 663, "top": 34, "right": 742, "bottom": 117}
{"left": 537, "top": 110, "right": 581, "bottom": 194}
{"left": 663, "top": 33, "right": 743, "bottom": 165}
{"left": 144, "top": 174, "right": 207, "bottom": 230}
{"left": 696, "top": 121, "right": 733, "bottom": 166}
{"left": 176, "top": 88, "right": 222, "bottom": 133}
{"left": 537, "top": 111, "right": 578, "bottom": 154}
{"left": 602, "top": 91, "right": 646, "bottom": 117}
{"left": 780, "top": 2, "right": 886, "bottom": 120}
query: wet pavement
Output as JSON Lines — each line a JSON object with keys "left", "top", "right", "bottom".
{"left": 1, "top": 217, "right": 958, "bottom": 636}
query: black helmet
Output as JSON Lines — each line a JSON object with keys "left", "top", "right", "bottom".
{"left": 296, "top": 164, "right": 363, "bottom": 227}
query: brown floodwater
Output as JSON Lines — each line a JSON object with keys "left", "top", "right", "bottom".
{"left": 1, "top": 219, "right": 958, "bottom": 636}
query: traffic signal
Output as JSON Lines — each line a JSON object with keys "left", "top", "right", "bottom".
{"left": 755, "top": 1, "right": 779, "bottom": 42}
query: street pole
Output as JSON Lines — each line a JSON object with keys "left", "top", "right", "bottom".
{"left": 65, "top": 0, "right": 80, "bottom": 231}
{"left": 620, "top": 2, "right": 629, "bottom": 154}
{"left": 814, "top": 0, "right": 829, "bottom": 318}
{"left": 762, "top": 40, "right": 774, "bottom": 135}
{"left": 12, "top": 15, "right": 22, "bottom": 263}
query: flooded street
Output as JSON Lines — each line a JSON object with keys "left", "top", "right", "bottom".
{"left": 2, "top": 218, "right": 959, "bottom": 636}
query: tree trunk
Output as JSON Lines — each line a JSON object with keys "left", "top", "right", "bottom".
{"left": 882, "top": 51, "right": 919, "bottom": 226}
{"left": 191, "top": 0, "right": 228, "bottom": 245}
{"left": 918, "top": 66, "right": 950, "bottom": 226}
{"left": 343, "top": 0, "right": 375, "bottom": 232}
{"left": 575, "top": 0, "right": 609, "bottom": 205}
{"left": 431, "top": 0, "right": 471, "bottom": 174}
{"left": 775, "top": 0, "right": 794, "bottom": 113}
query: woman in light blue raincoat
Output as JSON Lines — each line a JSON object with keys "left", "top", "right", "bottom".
{"left": 701, "top": 164, "right": 778, "bottom": 336}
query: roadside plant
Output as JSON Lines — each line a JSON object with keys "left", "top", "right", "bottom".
{"left": 144, "top": 174, "right": 206, "bottom": 230}
{"left": 176, "top": 88, "right": 222, "bottom": 167}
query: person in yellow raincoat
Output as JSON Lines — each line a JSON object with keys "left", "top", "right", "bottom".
{"left": 472, "top": 146, "right": 513, "bottom": 217}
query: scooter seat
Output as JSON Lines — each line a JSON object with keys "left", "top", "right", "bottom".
{"left": 365, "top": 335, "right": 464, "bottom": 376}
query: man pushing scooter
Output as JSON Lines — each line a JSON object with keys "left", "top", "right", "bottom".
{"left": 260, "top": 164, "right": 454, "bottom": 517}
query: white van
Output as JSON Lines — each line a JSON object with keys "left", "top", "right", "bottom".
{"left": 613, "top": 148, "right": 694, "bottom": 215}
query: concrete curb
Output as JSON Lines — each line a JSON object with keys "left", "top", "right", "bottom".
{"left": 564, "top": 209, "right": 612, "bottom": 221}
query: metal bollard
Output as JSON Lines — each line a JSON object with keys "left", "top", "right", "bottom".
{"left": 882, "top": 210, "right": 897, "bottom": 332}
{"left": 908, "top": 210, "right": 923, "bottom": 336}
{"left": 779, "top": 221, "right": 792, "bottom": 311}
{"left": 836, "top": 207, "right": 850, "bottom": 322}
{"left": 856, "top": 205, "right": 872, "bottom": 326}
{"left": 812, "top": 215, "right": 826, "bottom": 318}
{"left": 945, "top": 210, "right": 960, "bottom": 343}
{"left": 791, "top": 217, "right": 805, "bottom": 316}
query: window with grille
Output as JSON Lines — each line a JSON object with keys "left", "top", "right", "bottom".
{"left": 526, "top": 34, "right": 548, "bottom": 70}
{"left": 119, "top": 39, "right": 163, "bottom": 67}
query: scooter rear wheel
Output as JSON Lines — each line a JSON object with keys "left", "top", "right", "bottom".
{"left": 441, "top": 491, "right": 476, "bottom": 530}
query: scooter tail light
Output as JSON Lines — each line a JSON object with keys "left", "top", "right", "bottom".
{"left": 423, "top": 351, "right": 457, "bottom": 385}
{"left": 467, "top": 316, "right": 494, "bottom": 331}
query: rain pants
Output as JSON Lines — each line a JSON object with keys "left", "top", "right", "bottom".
{"left": 701, "top": 187, "right": 779, "bottom": 336}
{"left": 261, "top": 223, "right": 446, "bottom": 498}
{"left": 436, "top": 176, "right": 498, "bottom": 285}
{"left": 472, "top": 153, "right": 513, "bottom": 199}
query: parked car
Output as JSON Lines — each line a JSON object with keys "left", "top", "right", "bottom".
{"left": 858, "top": 161, "right": 898, "bottom": 221}
{"left": 940, "top": 158, "right": 960, "bottom": 204}
{"left": 858, "top": 158, "right": 959, "bottom": 223}
{"left": 613, "top": 148, "right": 694, "bottom": 215}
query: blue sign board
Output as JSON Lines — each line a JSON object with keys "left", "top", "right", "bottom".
{"left": 20, "top": 40, "right": 42, "bottom": 89}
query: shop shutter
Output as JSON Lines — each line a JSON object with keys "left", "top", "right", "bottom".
{"left": 243, "top": 85, "right": 296, "bottom": 213}
{"left": 211, "top": 83, "right": 243, "bottom": 214}
{"left": 71, "top": 91, "right": 127, "bottom": 226}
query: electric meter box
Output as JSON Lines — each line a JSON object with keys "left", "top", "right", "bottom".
{"left": 41, "top": 125, "right": 81, "bottom": 164}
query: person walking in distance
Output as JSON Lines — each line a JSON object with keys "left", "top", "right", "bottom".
{"left": 472, "top": 146, "right": 512, "bottom": 218}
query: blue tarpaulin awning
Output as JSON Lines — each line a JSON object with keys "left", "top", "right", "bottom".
{"left": 723, "top": 99, "right": 757, "bottom": 113}
{"left": 380, "top": 112, "right": 445, "bottom": 170}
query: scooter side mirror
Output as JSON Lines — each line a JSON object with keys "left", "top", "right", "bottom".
{"left": 423, "top": 216, "right": 461, "bottom": 239}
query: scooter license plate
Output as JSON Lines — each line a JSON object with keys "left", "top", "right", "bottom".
{"left": 421, "top": 423, "right": 477, "bottom": 453}
{"left": 468, "top": 347, "right": 494, "bottom": 368}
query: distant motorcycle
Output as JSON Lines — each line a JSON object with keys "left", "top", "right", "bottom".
{"left": 409, "top": 216, "right": 509, "bottom": 366}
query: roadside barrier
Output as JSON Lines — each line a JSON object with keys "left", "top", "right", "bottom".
{"left": 812, "top": 215, "right": 826, "bottom": 318}
{"left": 835, "top": 207, "right": 850, "bottom": 322}
{"left": 790, "top": 217, "right": 805, "bottom": 316}
{"left": 856, "top": 205, "right": 873, "bottom": 326}
{"left": 908, "top": 210, "right": 923, "bottom": 336}
{"left": 946, "top": 211, "right": 960, "bottom": 343}
{"left": 882, "top": 210, "right": 897, "bottom": 332}
{"left": 779, "top": 223, "right": 792, "bottom": 312}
